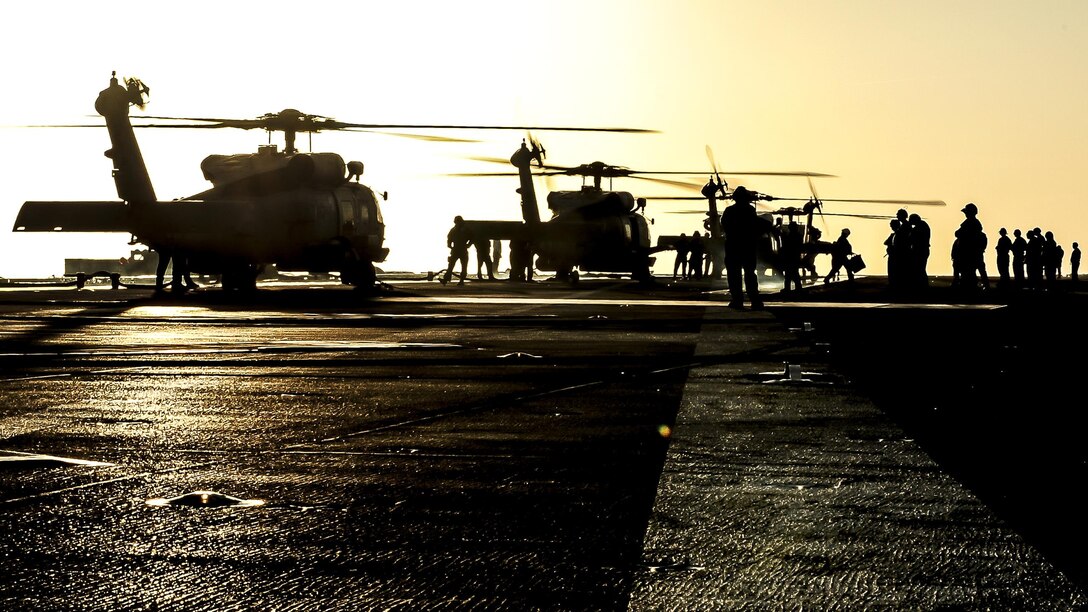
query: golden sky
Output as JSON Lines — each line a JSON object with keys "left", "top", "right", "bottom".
{"left": 2, "top": 0, "right": 1086, "bottom": 277}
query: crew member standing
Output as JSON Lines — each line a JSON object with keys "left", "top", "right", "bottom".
{"left": 908, "top": 213, "right": 931, "bottom": 289}
{"left": 954, "top": 203, "right": 986, "bottom": 291}
{"left": 995, "top": 227, "right": 1012, "bottom": 288}
{"left": 688, "top": 231, "right": 705, "bottom": 280}
{"left": 673, "top": 233, "right": 690, "bottom": 279}
{"left": 721, "top": 186, "right": 771, "bottom": 309}
{"left": 491, "top": 239, "right": 503, "bottom": 278}
{"left": 440, "top": 216, "right": 470, "bottom": 286}
{"left": 780, "top": 220, "right": 804, "bottom": 292}
{"left": 472, "top": 236, "right": 495, "bottom": 280}
{"left": 1011, "top": 228, "right": 1027, "bottom": 287}
{"left": 1071, "top": 242, "right": 1081, "bottom": 282}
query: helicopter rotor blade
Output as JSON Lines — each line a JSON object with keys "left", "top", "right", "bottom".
{"left": 705, "top": 145, "right": 721, "bottom": 184}
{"left": 640, "top": 196, "right": 713, "bottom": 201}
{"left": 339, "top": 128, "right": 479, "bottom": 143}
{"left": 820, "top": 212, "right": 896, "bottom": 220}
{"left": 322, "top": 122, "right": 657, "bottom": 134}
{"left": 627, "top": 175, "right": 708, "bottom": 189}
{"left": 467, "top": 156, "right": 515, "bottom": 166}
{"left": 772, "top": 197, "right": 946, "bottom": 206}
{"left": 805, "top": 176, "right": 830, "bottom": 235}
{"left": 807, "top": 176, "right": 820, "bottom": 201}
{"left": 446, "top": 172, "right": 519, "bottom": 177}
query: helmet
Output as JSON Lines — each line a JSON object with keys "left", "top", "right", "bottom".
{"left": 961, "top": 202, "right": 978, "bottom": 215}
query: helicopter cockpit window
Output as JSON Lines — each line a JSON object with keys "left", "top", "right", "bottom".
{"left": 357, "top": 201, "right": 369, "bottom": 226}
{"left": 339, "top": 199, "right": 356, "bottom": 234}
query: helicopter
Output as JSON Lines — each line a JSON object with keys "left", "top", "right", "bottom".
{"left": 446, "top": 138, "right": 722, "bottom": 283}
{"left": 447, "top": 139, "right": 833, "bottom": 284}
{"left": 11, "top": 72, "right": 651, "bottom": 291}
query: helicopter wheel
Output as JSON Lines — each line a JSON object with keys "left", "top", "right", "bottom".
{"left": 222, "top": 264, "right": 261, "bottom": 292}
{"left": 352, "top": 260, "right": 377, "bottom": 288}
{"left": 339, "top": 247, "right": 376, "bottom": 288}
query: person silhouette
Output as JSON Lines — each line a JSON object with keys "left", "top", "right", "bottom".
{"left": 472, "top": 236, "right": 494, "bottom": 280}
{"left": 954, "top": 203, "right": 986, "bottom": 291}
{"left": 673, "top": 233, "right": 690, "bottom": 279}
{"left": 1071, "top": 242, "right": 1081, "bottom": 282}
{"left": 884, "top": 219, "right": 907, "bottom": 290}
{"left": 508, "top": 240, "right": 533, "bottom": 282}
{"left": 492, "top": 239, "right": 503, "bottom": 277}
{"left": 995, "top": 227, "right": 1012, "bottom": 288}
{"left": 1043, "top": 230, "right": 1059, "bottom": 287}
{"left": 801, "top": 226, "right": 823, "bottom": 281}
{"left": 154, "top": 247, "right": 172, "bottom": 293}
{"left": 171, "top": 253, "right": 198, "bottom": 292}
{"left": 721, "top": 186, "right": 772, "bottom": 309}
{"left": 780, "top": 220, "right": 804, "bottom": 292}
{"left": 441, "top": 216, "right": 470, "bottom": 286}
{"left": 1011, "top": 228, "right": 1027, "bottom": 288}
{"left": 824, "top": 228, "right": 854, "bottom": 284}
{"left": 1026, "top": 227, "right": 1044, "bottom": 290}
{"left": 908, "top": 213, "right": 931, "bottom": 289}
{"left": 688, "top": 231, "right": 705, "bottom": 280}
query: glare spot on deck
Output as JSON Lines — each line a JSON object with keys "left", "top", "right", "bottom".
{"left": 146, "top": 491, "right": 265, "bottom": 508}
{"left": 0, "top": 451, "right": 113, "bottom": 469}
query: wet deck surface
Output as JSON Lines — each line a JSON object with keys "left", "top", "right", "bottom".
{"left": 0, "top": 276, "right": 1084, "bottom": 609}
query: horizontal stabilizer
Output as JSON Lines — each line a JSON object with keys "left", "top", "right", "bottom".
{"left": 460, "top": 220, "right": 528, "bottom": 241}
{"left": 13, "top": 201, "right": 131, "bottom": 232}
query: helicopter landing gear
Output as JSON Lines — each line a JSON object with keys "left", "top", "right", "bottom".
{"left": 555, "top": 267, "right": 578, "bottom": 285}
{"left": 338, "top": 246, "right": 376, "bottom": 288}
{"left": 221, "top": 264, "right": 261, "bottom": 292}
{"left": 342, "top": 260, "right": 376, "bottom": 288}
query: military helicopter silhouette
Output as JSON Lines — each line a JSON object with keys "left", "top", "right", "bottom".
{"left": 11, "top": 72, "right": 652, "bottom": 291}
{"left": 449, "top": 139, "right": 832, "bottom": 283}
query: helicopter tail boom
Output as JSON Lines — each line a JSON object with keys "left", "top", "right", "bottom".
{"left": 12, "top": 201, "right": 130, "bottom": 233}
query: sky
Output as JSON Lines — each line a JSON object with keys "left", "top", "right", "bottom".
{"left": 2, "top": 0, "right": 1087, "bottom": 278}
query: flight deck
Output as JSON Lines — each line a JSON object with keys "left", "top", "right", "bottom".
{"left": 0, "top": 277, "right": 1084, "bottom": 609}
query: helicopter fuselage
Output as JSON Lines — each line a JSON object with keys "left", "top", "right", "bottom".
{"left": 143, "top": 148, "right": 387, "bottom": 275}
{"left": 532, "top": 188, "right": 653, "bottom": 274}
{"left": 133, "top": 180, "right": 386, "bottom": 275}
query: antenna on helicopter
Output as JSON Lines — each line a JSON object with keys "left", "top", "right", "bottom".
{"left": 347, "top": 160, "right": 365, "bottom": 182}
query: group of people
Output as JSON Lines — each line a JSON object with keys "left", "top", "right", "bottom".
{"left": 440, "top": 216, "right": 531, "bottom": 285}
{"left": 883, "top": 208, "right": 932, "bottom": 291}
{"left": 658, "top": 186, "right": 856, "bottom": 309}
{"left": 950, "top": 203, "right": 1080, "bottom": 291}
{"left": 993, "top": 227, "right": 1079, "bottom": 289}
{"left": 670, "top": 231, "right": 713, "bottom": 280}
